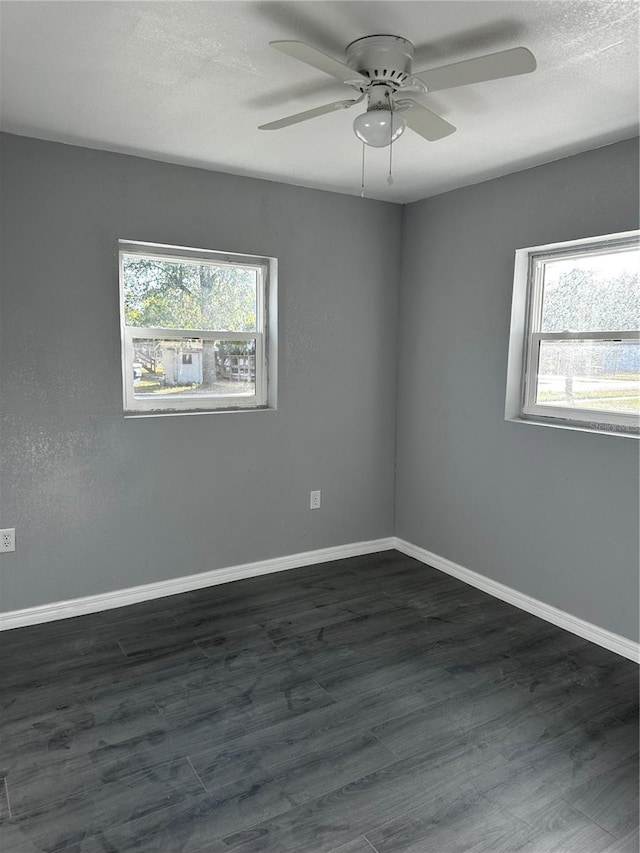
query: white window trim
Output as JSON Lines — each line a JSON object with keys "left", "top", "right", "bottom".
{"left": 119, "top": 240, "right": 276, "bottom": 415}
{"left": 505, "top": 230, "right": 640, "bottom": 438}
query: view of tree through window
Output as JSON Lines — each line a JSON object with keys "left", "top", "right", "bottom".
{"left": 119, "top": 244, "right": 270, "bottom": 413}
{"left": 122, "top": 256, "right": 257, "bottom": 332}
{"left": 516, "top": 236, "right": 640, "bottom": 431}
{"left": 541, "top": 249, "right": 639, "bottom": 332}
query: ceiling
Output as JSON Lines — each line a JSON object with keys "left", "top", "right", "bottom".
{"left": 1, "top": 1, "right": 638, "bottom": 203}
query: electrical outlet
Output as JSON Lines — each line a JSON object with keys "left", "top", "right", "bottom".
{"left": 0, "top": 528, "right": 15, "bottom": 553}
{"left": 310, "top": 490, "right": 321, "bottom": 510}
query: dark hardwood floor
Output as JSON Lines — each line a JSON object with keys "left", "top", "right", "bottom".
{"left": 1, "top": 550, "right": 638, "bottom": 852}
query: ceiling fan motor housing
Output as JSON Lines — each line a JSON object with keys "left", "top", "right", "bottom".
{"left": 346, "top": 35, "right": 415, "bottom": 90}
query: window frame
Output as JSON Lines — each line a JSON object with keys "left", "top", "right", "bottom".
{"left": 505, "top": 230, "right": 640, "bottom": 437}
{"left": 119, "top": 240, "right": 276, "bottom": 415}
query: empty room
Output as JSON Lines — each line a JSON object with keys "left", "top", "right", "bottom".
{"left": 0, "top": 1, "right": 638, "bottom": 851}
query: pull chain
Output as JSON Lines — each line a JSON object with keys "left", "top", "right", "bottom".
{"left": 387, "top": 95, "right": 394, "bottom": 186}
{"left": 360, "top": 141, "right": 366, "bottom": 198}
{"left": 387, "top": 92, "right": 393, "bottom": 186}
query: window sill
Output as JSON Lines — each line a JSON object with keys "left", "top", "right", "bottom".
{"left": 506, "top": 415, "right": 639, "bottom": 439}
{"left": 124, "top": 406, "right": 276, "bottom": 419}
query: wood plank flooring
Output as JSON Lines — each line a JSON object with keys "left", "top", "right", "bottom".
{"left": 0, "top": 550, "right": 637, "bottom": 852}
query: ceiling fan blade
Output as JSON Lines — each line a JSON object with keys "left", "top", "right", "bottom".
{"left": 400, "top": 100, "right": 456, "bottom": 141}
{"left": 270, "top": 41, "right": 368, "bottom": 85}
{"left": 258, "top": 99, "right": 359, "bottom": 130}
{"left": 414, "top": 47, "right": 536, "bottom": 92}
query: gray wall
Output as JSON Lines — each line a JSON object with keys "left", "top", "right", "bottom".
{"left": 0, "top": 133, "right": 401, "bottom": 611}
{"left": 2, "top": 132, "right": 638, "bottom": 644}
{"left": 395, "top": 138, "right": 640, "bottom": 642}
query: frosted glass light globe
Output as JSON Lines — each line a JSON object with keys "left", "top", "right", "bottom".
{"left": 353, "top": 109, "right": 406, "bottom": 148}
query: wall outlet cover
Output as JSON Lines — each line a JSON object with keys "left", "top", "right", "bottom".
{"left": 0, "top": 529, "right": 16, "bottom": 553}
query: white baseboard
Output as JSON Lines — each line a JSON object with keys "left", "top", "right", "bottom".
{"left": 2, "top": 535, "right": 637, "bottom": 664}
{"left": 0, "top": 537, "right": 396, "bottom": 631}
{"left": 395, "top": 538, "right": 640, "bottom": 663}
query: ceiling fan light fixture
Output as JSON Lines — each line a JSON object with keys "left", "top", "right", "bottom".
{"left": 353, "top": 108, "right": 406, "bottom": 148}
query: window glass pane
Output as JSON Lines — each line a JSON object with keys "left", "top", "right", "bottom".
{"left": 132, "top": 338, "right": 256, "bottom": 399}
{"left": 536, "top": 339, "right": 640, "bottom": 415}
{"left": 123, "top": 255, "right": 257, "bottom": 332}
{"left": 540, "top": 246, "right": 640, "bottom": 332}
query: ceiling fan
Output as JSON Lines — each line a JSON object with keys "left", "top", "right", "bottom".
{"left": 259, "top": 35, "right": 537, "bottom": 148}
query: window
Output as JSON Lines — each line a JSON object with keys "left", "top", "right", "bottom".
{"left": 119, "top": 241, "right": 276, "bottom": 414}
{"left": 506, "top": 231, "right": 639, "bottom": 436}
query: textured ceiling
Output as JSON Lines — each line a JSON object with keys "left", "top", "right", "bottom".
{"left": 1, "top": 1, "right": 638, "bottom": 203}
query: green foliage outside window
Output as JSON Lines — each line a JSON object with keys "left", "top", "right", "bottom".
{"left": 542, "top": 267, "right": 638, "bottom": 332}
{"left": 123, "top": 256, "right": 257, "bottom": 332}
